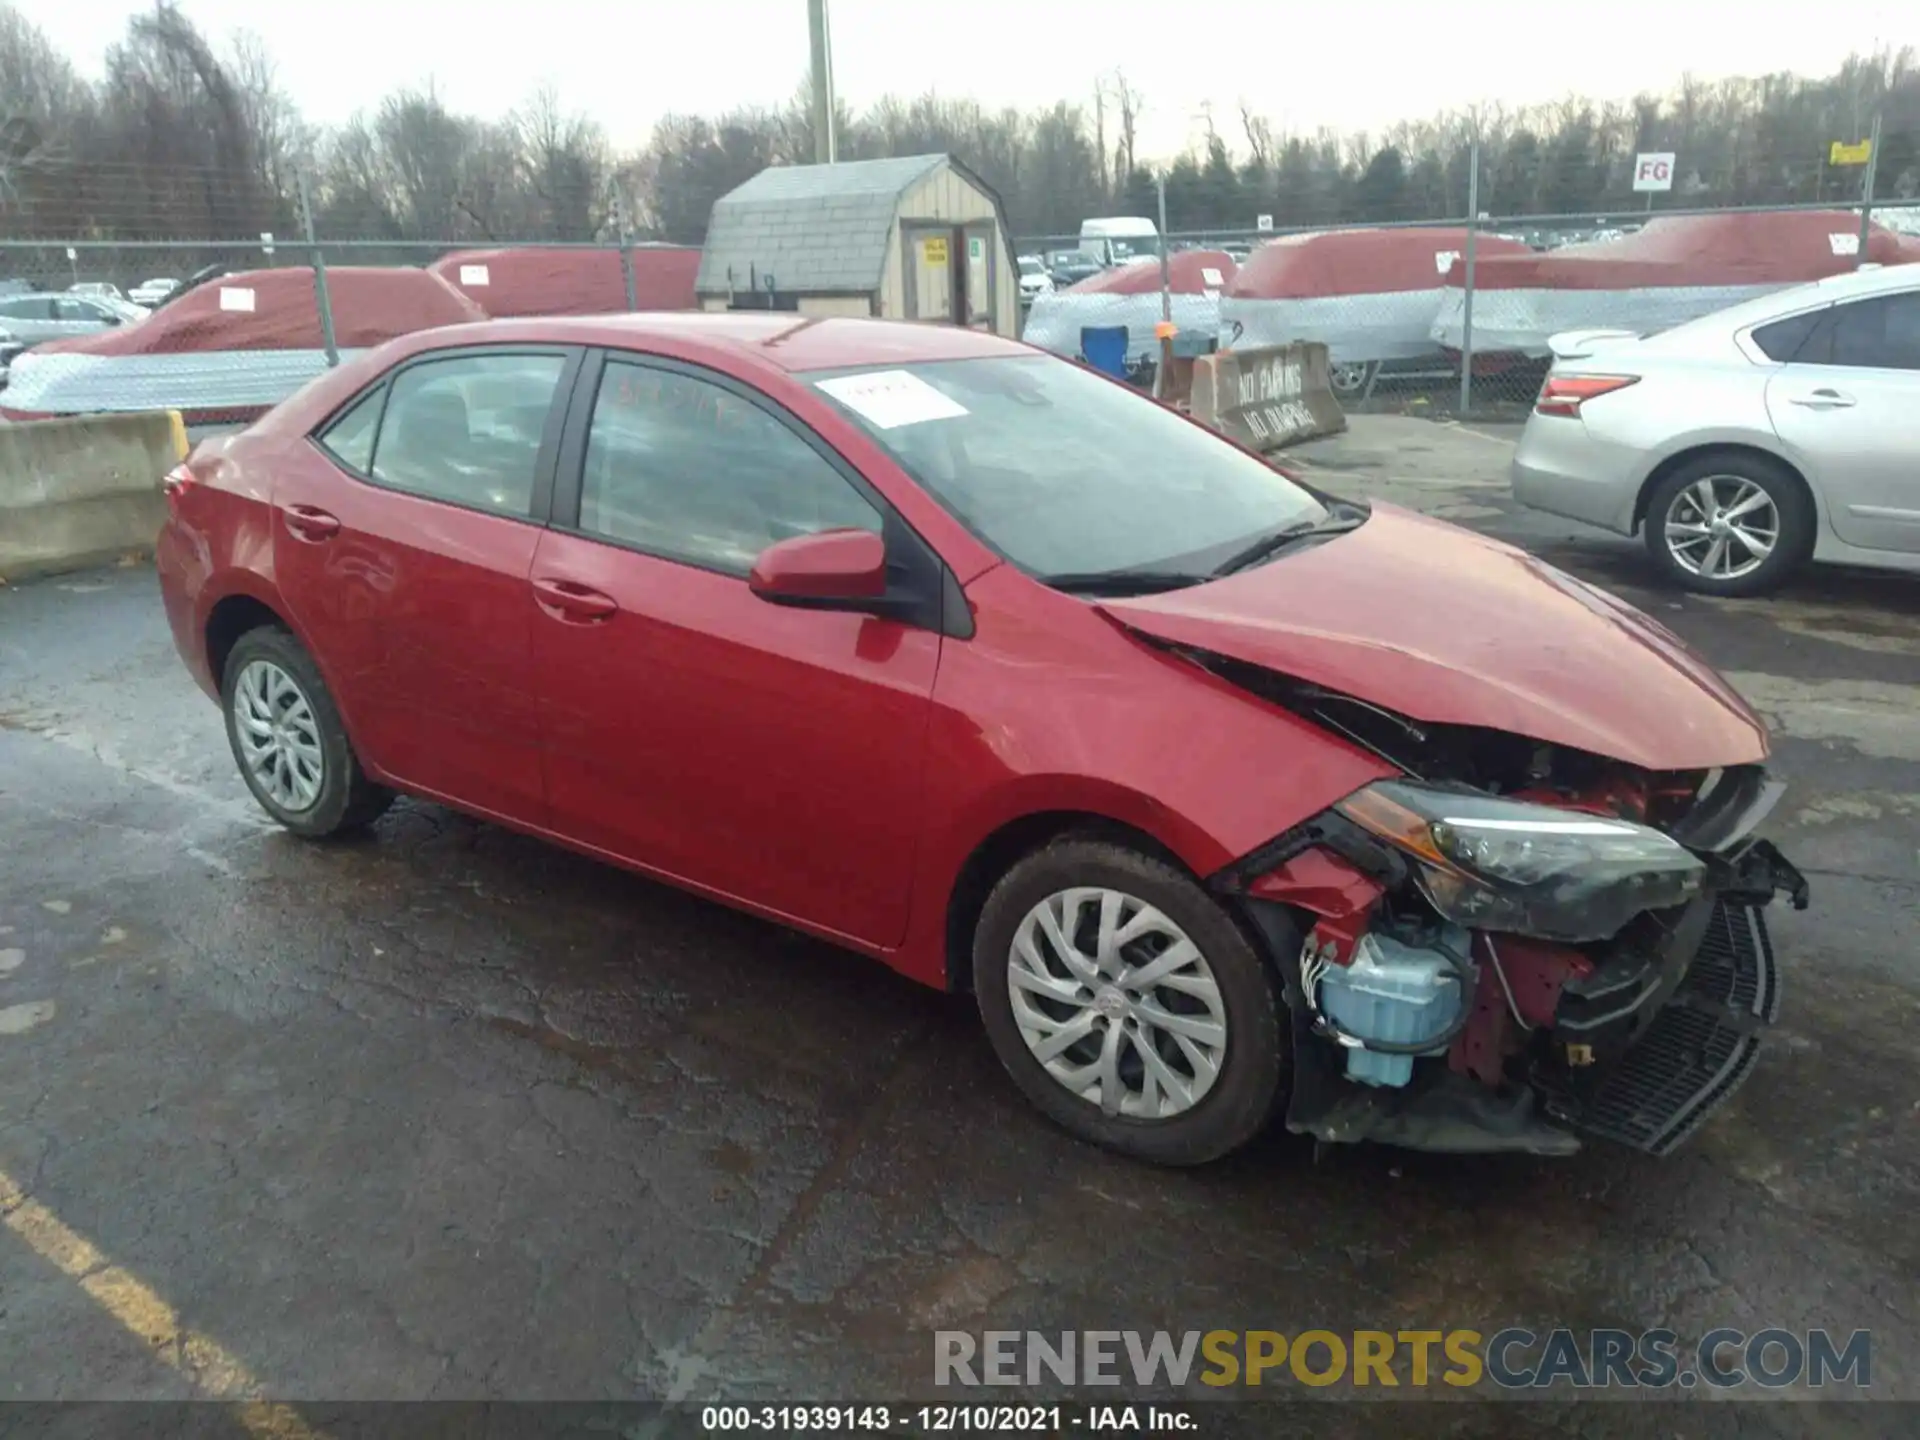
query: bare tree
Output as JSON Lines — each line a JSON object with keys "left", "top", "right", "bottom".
{"left": 1239, "top": 103, "right": 1273, "bottom": 171}
{"left": 1112, "top": 69, "right": 1144, "bottom": 183}
{"left": 515, "top": 84, "right": 611, "bottom": 240}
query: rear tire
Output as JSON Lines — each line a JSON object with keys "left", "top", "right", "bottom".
{"left": 1643, "top": 453, "right": 1813, "bottom": 597}
{"left": 1330, "top": 360, "right": 1376, "bottom": 397}
{"left": 972, "top": 838, "right": 1288, "bottom": 1166}
{"left": 222, "top": 626, "right": 392, "bottom": 838}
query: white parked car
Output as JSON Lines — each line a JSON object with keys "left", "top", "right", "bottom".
{"left": 1017, "top": 254, "right": 1054, "bottom": 302}
{"left": 1510, "top": 263, "right": 1920, "bottom": 595}
{"left": 129, "top": 277, "right": 183, "bottom": 307}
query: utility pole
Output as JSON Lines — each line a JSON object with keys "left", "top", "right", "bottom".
{"left": 1855, "top": 110, "right": 1882, "bottom": 268}
{"left": 808, "top": 0, "right": 837, "bottom": 165}
{"left": 1457, "top": 137, "right": 1480, "bottom": 417}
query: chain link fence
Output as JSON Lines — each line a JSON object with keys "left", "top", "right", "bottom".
{"left": 3, "top": 201, "right": 1916, "bottom": 420}
{"left": 0, "top": 235, "right": 696, "bottom": 418}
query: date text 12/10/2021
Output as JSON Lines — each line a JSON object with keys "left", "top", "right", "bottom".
{"left": 700, "top": 1405, "right": 1198, "bottom": 1432}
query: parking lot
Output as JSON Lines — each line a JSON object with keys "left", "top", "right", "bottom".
{"left": 1, "top": 414, "right": 1915, "bottom": 1432}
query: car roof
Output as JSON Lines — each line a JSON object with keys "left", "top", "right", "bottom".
{"left": 404, "top": 312, "right": 1032, "bottom": 374}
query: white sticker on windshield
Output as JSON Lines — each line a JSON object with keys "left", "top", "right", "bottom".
{"left": 459, "top": 263, "right": 491, "bottom": 286}
{"left": 218, "top": 286, "right": 256, "bottom": 313}
{"left": 1828, "top": 232, "right": 1860, "bottom": 256}
{"left": 1200, "top": 266, "right": 1225, "bottom": 287}
{"left": 815, "top": 369, "right": 969, "bottom": 429}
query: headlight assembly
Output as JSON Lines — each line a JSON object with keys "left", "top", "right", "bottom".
{"left": 1335, "top": 779, "right": 1705, "bottom": 943}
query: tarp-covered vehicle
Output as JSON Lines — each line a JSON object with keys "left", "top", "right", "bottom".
{"left": 428, "top": 245, "right": 700, "bottom": 317}
{"left": 1, "top": 267, "right": 486, "bottom": 423}
{"left": 1431, "top": 210, "right": 1920, "bottom": 360}
{"left": 1021, "top": 249, "right": 1238, "bottom": 367}
{"left": 1221, "top": 228, "right": 1533, "bottom": 395}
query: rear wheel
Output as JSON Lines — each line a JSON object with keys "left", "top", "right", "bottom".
{"left": 972, "top": 838, "right": 1287, "bottom": 1166}
{"left": 222, "top": 627, "right": 392, "bottom": 838}
{"left": 1329, "top": 360, "right": 1376, "bottom": 397}
{"left": 1644, "top": 453, "right": 1813, "bottom": 597}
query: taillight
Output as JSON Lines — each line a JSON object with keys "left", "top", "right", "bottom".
{"left": 1534, "top": 374, "right": 1638, "bottom": 418}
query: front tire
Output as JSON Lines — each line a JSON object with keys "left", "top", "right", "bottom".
{"left": 1643, "top": 453, "right": 1813, "bottom": 597}
{"left": 222, "top": 626, "right": 393, "bottom": 838}
{"left": 972, "top": 838, "right": 1288, "bottom": 1166}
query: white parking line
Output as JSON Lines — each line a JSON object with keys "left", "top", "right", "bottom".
{"left": 1439, "top": 420, "right": 1520, "bottom": 447}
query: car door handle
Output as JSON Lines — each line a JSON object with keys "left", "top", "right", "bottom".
{"left": 1788, "top": 388, "right": 1856, "bottom": 409}
{"left": 531, "top": 577, "right": 619, "bottom": 622}
{"left": 282, "top": 504, "right": 341, "bottom": 541}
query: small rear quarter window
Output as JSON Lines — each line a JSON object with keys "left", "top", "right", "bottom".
{"left": 317, "top": 387, "right": 384, "bottom": 472}
{"left": 1750, "top": 309, "right": 1823, "bottom": 362}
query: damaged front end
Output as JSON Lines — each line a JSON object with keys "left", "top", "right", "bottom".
{"left": 1204, "top": 670, "right": 1809, "bottom": 1159}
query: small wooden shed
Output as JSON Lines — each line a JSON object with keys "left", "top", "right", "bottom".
{"left": 695, "top": 154, "right": 1019, "bottom": 335}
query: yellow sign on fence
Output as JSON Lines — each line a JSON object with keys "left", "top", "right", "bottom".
{"left": 1829, "top": 140, "right": 1873, "bottom": 166}
{"left": 922, "top": 236, "right": 949, "bottom": 265}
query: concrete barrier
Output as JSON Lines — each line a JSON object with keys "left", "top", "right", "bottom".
{"left": 1189, "top": 341, "right": 1347, "bottom": 451}
{"left": 0, "top": 411, "right": 187, "bottom": 581}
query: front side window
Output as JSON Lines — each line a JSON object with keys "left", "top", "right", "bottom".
{"left": 367, "top": 353, "right": 566, "bottom": 516}
{"left": 809, "top": 355, "right": 1329, "bottom": 582}
{"left": 576, "top": 361, "right": 881, "bottom": 573}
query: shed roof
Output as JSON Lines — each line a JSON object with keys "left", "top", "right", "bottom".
{"left": 695, "top": 153, "right": 954, "bottom": 295}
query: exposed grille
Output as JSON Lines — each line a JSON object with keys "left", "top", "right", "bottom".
{"left": 1576, "top": 902, "right": 1777, "bottom": 1155}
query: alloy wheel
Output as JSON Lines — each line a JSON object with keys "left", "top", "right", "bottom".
{"left": 232, "top": 659, "right": 325, "bottom": 813}
{"left": 1662, "top": 475, "right": 1779, "bottom": 582}
{"left": 1007, "top": 887, "right": 1227, "bottom": 1120}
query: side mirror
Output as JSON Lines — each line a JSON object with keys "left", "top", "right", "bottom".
{"left": 748, "top": 528, "right": 888, "bottom": 610}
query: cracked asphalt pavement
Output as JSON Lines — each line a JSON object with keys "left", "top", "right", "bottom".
{"left": 1, "top": 415, "right": 1915, "bottom": 1434}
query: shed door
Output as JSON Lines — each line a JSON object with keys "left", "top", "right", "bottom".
{"left": 902, "top": 224, "right": 955, "bottom": 323}
{"left": 963, "top": 224, "right": 996, "bottom": 332}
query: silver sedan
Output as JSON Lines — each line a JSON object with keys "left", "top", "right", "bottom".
{"left": 1510, "top": 262, "right": 1920, "bottom": 595}
{"left": 0, "top": 291, "right": 145, "bottom": 348}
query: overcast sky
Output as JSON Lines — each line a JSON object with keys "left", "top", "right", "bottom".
{"left": 23, "top": 0, "right": 1918, "bottom": 160}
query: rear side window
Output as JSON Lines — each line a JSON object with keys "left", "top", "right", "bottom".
{"left": 365, "top": 353, "right": 566, "bottom": 517}
{"left": 1794, "top": 293, "right": 1920, "bottom": 371}
{"left": 1751, "top": 309, "right": 1823, "bottom": 362}
{"left": 317, "top": 388, "right": 383, "bottom": 472}
{"left": 0, "top": 297, "right": 54, "bottom": 320}
{"left": 1819, "top": 293, "right": 1920, "bottom": 371}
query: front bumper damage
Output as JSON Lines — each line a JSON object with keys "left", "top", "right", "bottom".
{"left": 1217, "top": 799, "right": 1810, "bottom": 1159}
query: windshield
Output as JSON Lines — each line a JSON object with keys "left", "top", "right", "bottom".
{"left": 810, "top": 356, "right": 1328, "bottom": 581}
{"left": 1018, "top": 257, "right": 1043, "bottom": 276}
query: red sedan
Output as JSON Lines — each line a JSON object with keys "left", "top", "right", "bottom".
{"left": 157, "top": 314, "right": 1808, "bottom": 1164}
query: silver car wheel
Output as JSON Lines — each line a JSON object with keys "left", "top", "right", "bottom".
{"left": 1663, "top": 475, "right": 1779, "bottom": 581}
{"left": 232, "top": 659, "right": 325, "bottom": 813}
{"left": 1007, "top": 887, "right": 1227, "bottom": 1120}
{"left": 1330, "top": 361, "right": 1370, "bottom": 395}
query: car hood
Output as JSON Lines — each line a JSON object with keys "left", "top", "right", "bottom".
{"left": 1097, "top": 504, "right": 1768, "bottom": 771}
